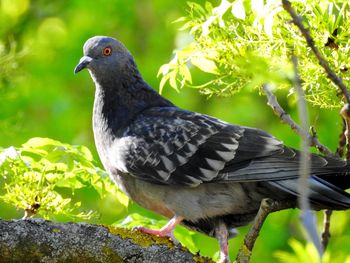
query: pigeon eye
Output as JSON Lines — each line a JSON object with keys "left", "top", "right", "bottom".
{"left": 103, "top": 47, "right": 112, "bottom": 56}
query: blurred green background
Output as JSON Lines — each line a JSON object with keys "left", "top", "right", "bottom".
{"left": 1, "top": 0, "right": 349, "bottom": 262}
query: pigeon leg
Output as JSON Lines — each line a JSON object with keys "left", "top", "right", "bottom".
{"left": 135, "top": 215, "right": 184, "bottom": 238}
{"left": 215, "top": 221, "right": 230, "bottom": 263}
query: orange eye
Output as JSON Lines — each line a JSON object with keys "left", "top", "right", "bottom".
{"left": 103, "top": 47, "right": 112, "bottom": 56}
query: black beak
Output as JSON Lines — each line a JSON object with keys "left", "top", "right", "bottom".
{"left": 74, "top": 56, "right": 93, "bottom": 74}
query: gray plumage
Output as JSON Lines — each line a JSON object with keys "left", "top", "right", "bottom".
{"left": 75, "top": 36, "right": 350, "bottom": 243}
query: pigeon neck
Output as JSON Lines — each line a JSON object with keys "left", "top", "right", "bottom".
{"left": 92, "top": 72, "right": 173, "bottom": 137}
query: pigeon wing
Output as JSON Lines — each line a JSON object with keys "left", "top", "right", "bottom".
{"left": 111, "top": 106, "right": 291, "bottom": 187}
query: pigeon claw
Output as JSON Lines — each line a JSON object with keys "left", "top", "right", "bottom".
{"left": 133, "top": 215, "right": 184, "bottom": 242}
{"left": 134, "top": 226, "right": 173, "bottom": 237}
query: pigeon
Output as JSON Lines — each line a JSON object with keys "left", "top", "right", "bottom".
{"left": 75, "top": 36, "right": 350, "bottom": 263}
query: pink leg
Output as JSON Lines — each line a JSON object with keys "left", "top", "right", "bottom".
{"left": 216, "top": 222, "right": 230, "bottom": 263}
{"left": 135, "top": 216, "right": 183, "bottom": 238}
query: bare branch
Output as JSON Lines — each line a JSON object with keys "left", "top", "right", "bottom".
{"left": 340, "top": 104, "right": 350, "bottom": 160}
{"left": 282, "top": 0, "right": 350, "bottom": 104}
{"left": 322, "top": 119, "right": 349, "bottom": 248}
{"left": 235, "top": 199, "right": 296, "bottom": 263}
{"left": 336, "top": 119, "right": 346, "bottom": 158}
{"left": 321, "top": 209, "right": 333, "bottom": 250}
{"left": 261, "top": 84, "right": 337, "bottom": 158}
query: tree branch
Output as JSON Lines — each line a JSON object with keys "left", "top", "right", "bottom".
{"left": 0, "top": 219, "right": 212, "bottom": 263}
{"left": 322, "top": 119, "right": 349, "bottom": 249}
{"left": 340, "top": 104, "right": 350, "bottom": 161}
{"left": 282, "top": 0, "right": 350, "bottom": 104}
{"left": 336, "top": 119, "right": 346, "bottom": 158}
{"left": 235, "top": 199, "right": 296, "bottom": 263}
{"left": 261, "top": 84, "right": 337, "bottom": 158}
{"left": 321, "top": 209, "right": 333, "bottom": 250}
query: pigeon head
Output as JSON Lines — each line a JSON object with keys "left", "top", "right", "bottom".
{"left": 74, "top": 36, "right": 135, "bottom": 83}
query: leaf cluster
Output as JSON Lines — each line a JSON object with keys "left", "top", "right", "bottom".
{"left": 0, "top": 137, "right": 128, "bottom": 220}
{"left": 159, "top": 0, "right": 350, "bottom": 108}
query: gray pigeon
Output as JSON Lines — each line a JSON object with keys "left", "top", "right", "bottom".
{"left": 75, "top": 36, "right": 350, "bottom": 263}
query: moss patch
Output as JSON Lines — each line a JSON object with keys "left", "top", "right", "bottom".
{"left": 104, "top": 225, "right": 215, "bottom": 262}
{"left": 193, "top": 254, "right": 215, "bottom": 263}
{"left": 104, "top": 225, "right": 175, "bottom": 248}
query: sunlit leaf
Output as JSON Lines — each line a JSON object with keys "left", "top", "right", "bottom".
{"left": 159, "top": 74, "right": 170, "bottom": 94}
{"left": 191, "top": 56, "right": 219, "bottom": 74}
{"left": 169, "top": 70, "right": 179, "bottom": 91}
{"left": 213, "top": 0, "right": 231, "bottom": 16}
{"left": 115, "top": 189, "right": 129, "bottom": 208}
{"left": 179, "top": 64, "right": 192, "bottom": 83}
{"left": 202, "top": 16, "right": 216, "bottom": 36}
{"left": 55, "top": 177, "right": 84, "bottom": 189}
{"left": 264, "top": 13, "right": 274, "bottom": 38}
{"left": 172, "top": 16, "right": 187, "bottom": 23}
{"left": 251, "top": 0, "right": 264, "bottom": 16}
{"left": 76, "top": 145, "right": 93, "bottom": 162}
{"left": 231, "top": 0, "right": 246, "bottom": 20}
{"left": 158, "top": 63, "right": 171, "bottom": 76}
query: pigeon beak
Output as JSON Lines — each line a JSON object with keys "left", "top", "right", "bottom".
{"left": 74, "top": 56, "right": 93, "bottom": 74}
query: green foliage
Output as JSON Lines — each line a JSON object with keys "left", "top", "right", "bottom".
{"left": 274, "top": 238, "right": 350, "bottom": 263}
{"left": 0, "top": 41, "right": 25, "bottom": 82}
{"left": 0, "top": 137, "right": 127, "bottom": 220}
{"left": 0, "top": 0, "right": 28, "bottom": 80}
{"left": 159, "top": 0, "right": 350, "bottom": 108}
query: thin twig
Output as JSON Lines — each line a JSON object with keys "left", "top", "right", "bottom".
{"left": 336, "top": 119, "right": 346, "bottom": 158}
{"left": 262, "top": 84, "right": 337, "bottom": 159}
{"left": 235, "top": 199, "right": 296, "bottom": 263}
{"left": 321, "top": 209, "right": 333, "bottom": 250}
{"left": 340, "top": 104, "right": 350, "bottom": 161}
{"left": 282, "top": 0, "right": 350, "bottom": 104}
{"left": 320, "top": 119, "right": 346, "bottom": 251}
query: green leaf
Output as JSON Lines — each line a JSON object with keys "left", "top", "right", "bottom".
{"left": 191, "top": 55, "right": 219, "bottom": 74}
{"left": 159, "top": 74, "right": 170, "bottom": 94}
{"left": 231, "top": 0, "right": 246, "bottom": 20}
{"left": 23, "top": 137, "right": 62, "bottom": 150}
{"left": 264, "top": 13, "right": 274, "bottom": 38}
{"left": 178, "top": 21, "right": 192, "bottom": 31}
{"left": 157, "top": 63, "right": 171, "bottom": 76}
{"left": 76, "top": 145, "right": 93, "bottom": 161}
{"left": 202, "top": 16, "right": 216, "bottom": 36}
{"left": 55, "top": 177, "right": 84, "bottom": 189}
{"left": 213, "top": 0, "right": 231, "bottom": 17}
{"left": 179, "top": 64, "right": 192, "bottom": 83}
{"left": 115, "top": 189, "right": 129, "bottom": 208}
{"left": 251, "top": 0, "right": 264, "bottom": 16}
{"left": 169, "top": 70, "right": 179, "bottom": 91}
{"left": 172, "top": 16, "right": 187, "bottom": 23}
